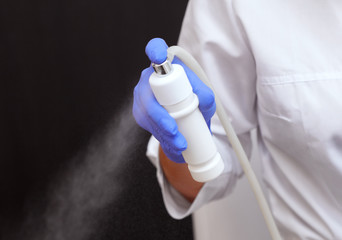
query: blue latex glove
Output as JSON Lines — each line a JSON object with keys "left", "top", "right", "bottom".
{"left": 133, "top": 38, "right": 216, "bottom": 163}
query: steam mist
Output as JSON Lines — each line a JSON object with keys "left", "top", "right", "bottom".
{"left": 11, "top": 99, "right": 146, "bottom": 240}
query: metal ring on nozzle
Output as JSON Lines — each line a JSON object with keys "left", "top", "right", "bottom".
{"left": 152, "top": 58, "right": 172, "bottom": 75}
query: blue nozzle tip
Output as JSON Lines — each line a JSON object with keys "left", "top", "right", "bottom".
{"left": 145, "top": 38, "right": 168, "bottom": 64}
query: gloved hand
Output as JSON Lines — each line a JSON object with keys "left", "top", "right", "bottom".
{"left": 133, "top": 38, "right": 216, "bottom": 163}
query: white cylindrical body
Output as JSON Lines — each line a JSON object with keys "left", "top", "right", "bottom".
{"left": 149, "top": 63, "right": 224, "bottom": 182}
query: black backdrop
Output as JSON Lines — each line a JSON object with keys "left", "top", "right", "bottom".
{"left": 0, "top": 0, "right": 192, "bottom": 239}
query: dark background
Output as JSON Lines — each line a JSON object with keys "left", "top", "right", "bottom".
{"left": 0, "top": 0, "right": 192, "bottom": 239}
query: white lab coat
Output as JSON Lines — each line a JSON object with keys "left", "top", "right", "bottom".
{"left": 147, "top": 0, "right": 342, "bottom": 238}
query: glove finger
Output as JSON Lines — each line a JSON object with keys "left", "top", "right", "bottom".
{"left": 160, "top": 132, "right": 187, "bottom": 163}
{"left": 133, "top": 67, "right": 155, "bottom": 130}
{"left": 159, "top": 129, "right": 187, "bottom": 152}
{"left": 135, "top": 91, "right": 187, "bottom": 161}
{"left": 161, "top": 148, "right": 186, "bottom": 163}
{"left": 145, "top": 100, "right": 188, "bottom": 154}
{"left": 134, "top": 98, "right": 186, "bottom": 163}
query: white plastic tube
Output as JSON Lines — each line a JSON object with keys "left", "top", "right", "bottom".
{"left": 150, "top": 62, "right": 224, "bottom": 182}
{"left": 167, "top": 46, "right": 282, "bottom": 240}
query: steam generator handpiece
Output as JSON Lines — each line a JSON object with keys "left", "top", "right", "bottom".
{"left": 149, "top": 59, "right": 224, "bottom": 182}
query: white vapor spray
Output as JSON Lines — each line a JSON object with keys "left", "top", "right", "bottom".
{"left": 15, "top": 99, "right": 144, "bottom": 240}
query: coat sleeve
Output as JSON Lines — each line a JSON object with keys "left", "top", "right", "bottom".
{"left": 146, "top": 0, "right": 258, "bottom": 219}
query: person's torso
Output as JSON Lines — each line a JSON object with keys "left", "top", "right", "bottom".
{"left": 236, "top": 0, "right": 342, "bottom": 238}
